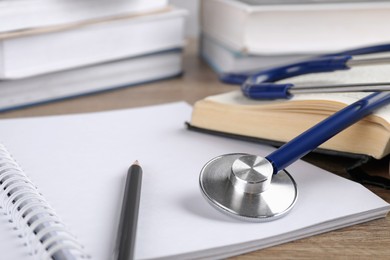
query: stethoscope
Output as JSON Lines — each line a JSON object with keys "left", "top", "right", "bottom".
{"left": 199, "top": 44, "right": 390, "bottom": 222}
{"left": 220, "top": 43, "right": 390, "bottom": 99}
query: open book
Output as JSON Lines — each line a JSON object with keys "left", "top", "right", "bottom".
{"left": 189, "top": 90, "right": 390, "bottom": 159}
{"left": 0, "top": 102, "right": 388, "bottom": 259}
{"left": 190, "top": 63, "right": 390, "bottom": 160}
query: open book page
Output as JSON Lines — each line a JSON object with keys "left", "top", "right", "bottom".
{"left": 204, "top": 89, "right": 390, "bottom": 122}
{"left": 0, "top": 102, "right": 388, "bottom": 259}
{"left": 206, "top": 63, "right": 390, "bottom": 121}
{"left": 280, "top": 62, "right": 390, "bottom": 121}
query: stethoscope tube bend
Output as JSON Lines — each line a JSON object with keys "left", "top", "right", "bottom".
{"left": 221, "top": 43, "right": 390, "bottom": 86}
{"left": 222, "top": 55, "right": 352, "bottom": 85}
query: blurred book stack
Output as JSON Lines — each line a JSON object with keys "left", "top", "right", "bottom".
{"left": 200, "top": 0, "right": 390, "bottom": 77}
{"left": 0, "top": 0, "right": 187, "bottom": 112}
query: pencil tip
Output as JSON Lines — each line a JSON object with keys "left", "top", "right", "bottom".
{"left": 133, "top": 160, "right": 140, "bottom": 165}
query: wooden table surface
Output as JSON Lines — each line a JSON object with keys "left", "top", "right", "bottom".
{"left": 1, "top": 40, "right": 389, "bottom": 259}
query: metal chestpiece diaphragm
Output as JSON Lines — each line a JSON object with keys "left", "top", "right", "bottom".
{"left": 199, "top": 153, "right": 298, "bottom": 222}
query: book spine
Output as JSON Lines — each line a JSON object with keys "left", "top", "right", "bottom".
{"left": 0, "top": 143, "right": 87, "bottom": 259}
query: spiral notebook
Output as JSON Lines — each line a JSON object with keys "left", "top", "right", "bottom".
{"left": 0, "top": 102, "right": 388, "bottom": 260}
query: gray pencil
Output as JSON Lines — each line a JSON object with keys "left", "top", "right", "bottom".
{"left": 115, "top": 160, "right": 143, "bottom": 260}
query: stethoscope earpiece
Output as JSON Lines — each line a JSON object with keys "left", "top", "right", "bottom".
{"left": 199, "top": 153, "right": 298, "bottom": 222}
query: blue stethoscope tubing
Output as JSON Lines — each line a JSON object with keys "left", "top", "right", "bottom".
{"left": 266, "top": 91, "right": 390, "bottom": 175}
{"left": 220, "top": 43, "right": 390, "bottom": 99}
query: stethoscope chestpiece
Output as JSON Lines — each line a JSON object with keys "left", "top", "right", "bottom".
{"left": 199, "top": 153, "right": 298, "bottom": 222}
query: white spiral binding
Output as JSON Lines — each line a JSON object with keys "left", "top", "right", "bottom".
{"left": 0, "top": 144, "right": 90, "bottom": 259}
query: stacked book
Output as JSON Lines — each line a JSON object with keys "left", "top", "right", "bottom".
{"left": 200, "top": 0, "right": 390, "bottom": 77}
{"left": 0, "top": 0, "right": 187, "bottom": 112}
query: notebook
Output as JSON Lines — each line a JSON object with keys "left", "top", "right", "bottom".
{"left": 0, "top": 102, "right": 388, "bottom": 259}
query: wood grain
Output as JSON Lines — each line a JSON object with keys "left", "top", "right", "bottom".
{"left": 0, "top": 40, "right": 389, "bottom": 259}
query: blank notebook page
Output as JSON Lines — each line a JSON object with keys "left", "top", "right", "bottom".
{"left": 0, "top": 102, "right": 388, "bottom": 259}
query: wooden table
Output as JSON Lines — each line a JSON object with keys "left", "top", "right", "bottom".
{"left": 1, "top": 41, "right": 389, "bottom": 259}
